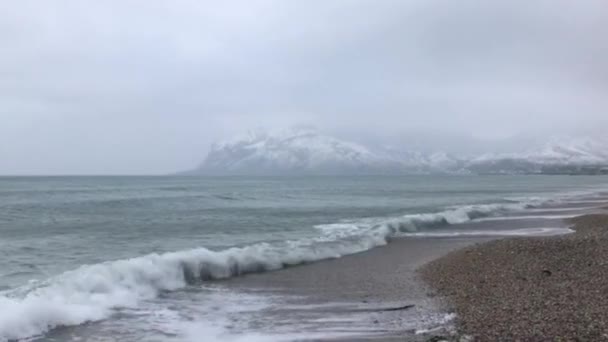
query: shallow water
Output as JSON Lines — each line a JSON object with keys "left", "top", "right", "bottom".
{"left": 1, "top": 175, "right": 607, "bottom": 341}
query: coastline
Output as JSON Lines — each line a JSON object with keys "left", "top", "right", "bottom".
{"left": 226, "top": 235, "right": 489, "bottom": 341}
{"left": 222, "top": 200, "right": 605, "bottom": 341}
{"left": 3, "top": 177, "right": 608, "bottom": 342}
{"left": 420, "top": 212, "right": 608, "bottom": 340}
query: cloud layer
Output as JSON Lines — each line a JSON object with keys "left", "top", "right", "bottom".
{"left": 1, "top": 0, "right": 606, "bottom": 174}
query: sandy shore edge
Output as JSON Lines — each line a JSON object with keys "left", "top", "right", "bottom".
{"left": 419, "top": 213, "right": 608, "bottom": 341}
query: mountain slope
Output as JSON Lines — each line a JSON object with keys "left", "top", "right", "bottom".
{"left": 194, "top": 128, "right": 404, "bottom": 175}
{"left": 187, "top": 130, "right": 608, "bottom": 175}
{"left": 468, "top": 137, "right": 608, "bottom": 174}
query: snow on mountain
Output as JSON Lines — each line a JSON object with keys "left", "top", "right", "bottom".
{"left": 525, "top": 137, "right": 608, "bottom": 165}
{"left": 473, "top": 137, "right": 608, "bottom": 165}
{"left": 191, "top": 128, "right": 459, "bottom": 175}
{"left": 187, "top": 130, "right": 608, "bottom": 175}
{"left": 467, "top": 136, "right": 608, "bottom": 174}
{"left": 195, "top": 128, "right": 401, "bottom": 175}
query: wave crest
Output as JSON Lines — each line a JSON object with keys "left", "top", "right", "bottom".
{"left": 378, "top": 203, "right": 527, "bottom": 233}
{"left": 0, "top": 200, "right": 536, "bottom": 341}
{"left": 0, "top": 227, "right": 390, "bottom": 341}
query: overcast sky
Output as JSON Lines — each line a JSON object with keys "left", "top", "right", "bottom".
{"left": 1, "top": 0, "right": 606, "bottom": 174}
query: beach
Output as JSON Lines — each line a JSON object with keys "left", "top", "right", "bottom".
{"left": 226, "top": 236, "right": 488, "bottom": 340}
{"left": 224, "top": 199, "right": 607, "bottom": 341}
{"left": 420, "top": 212, "right": 608, "bottom": 341}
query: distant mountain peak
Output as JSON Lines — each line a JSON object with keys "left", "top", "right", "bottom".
{"left": 185, "top": 131, "right": 608, "bottom": 175}
{"left": 196, "top": 128, "right": 389, "bottom": 175}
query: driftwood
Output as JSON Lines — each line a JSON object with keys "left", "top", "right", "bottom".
{"left": 353, "top": 304, "right": 415, "bottom": 312}
{"left": 379, "top": 304, "right": 415, "bottom": 312}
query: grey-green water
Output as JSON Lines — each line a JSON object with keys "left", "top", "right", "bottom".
{"left": 1, "top": 175, "right": 607, "bottom": 341}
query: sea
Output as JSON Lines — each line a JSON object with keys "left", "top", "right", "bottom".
{"left": 1, "top": 175, "right": 607, "bottom": 341}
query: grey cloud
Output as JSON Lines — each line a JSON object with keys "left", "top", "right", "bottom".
{"left": 0, "top": 0, "right": 606, "bottom": 174}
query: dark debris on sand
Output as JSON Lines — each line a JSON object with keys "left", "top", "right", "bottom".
{"left": 420, "top": 214, "right": 608, "bottom": 341}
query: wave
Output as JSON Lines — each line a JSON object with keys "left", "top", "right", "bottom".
{"left": 474, "top": 214, "right": 577, "bottom": 222}
{"left": 0, "top": 199, "right": 548, "bottom": 341}
{"left": 562, "top": 199, "right": 608, "bottom": 204}
{"left": 401, "top": 227, "right": 574, "bottom": 238}
{"left": 325, "top": 202, "right": 532, "bottom": 235}
{"left": 526, "top": 206, "right": 595, "bottom": 212}
{"left": 0, "top": 226, "right": 390, "bottom": 341}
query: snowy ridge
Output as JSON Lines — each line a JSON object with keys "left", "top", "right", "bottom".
{"left": 193, "top": 128, "right": 460, "bottom": 175}
{"left": 202, "top": 127, "right": 403, "bottom": 174}
{"left": 523, "top": 137, "right": 608, "bottom": 165}
{"left": 188, "top": 129, "right": 608, "bottom": 175}
{"left": 472, "top": 137, "right": 608, "bottom": 165}
{"left": 467, "top": 136, "right": 608, "bottom": 174}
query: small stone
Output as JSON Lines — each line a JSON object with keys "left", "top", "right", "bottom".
{"left": 426, "top": 336, "right": 448, "bottom": 342}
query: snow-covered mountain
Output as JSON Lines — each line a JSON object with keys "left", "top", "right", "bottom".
{"left": 186, "top": 129, "right": 608, "bottom": 175}
{"left": 189, "top": 128, "right": 460, "bottom": 175}
{"left": 467, "top": 137, "right": 608, "bottom": 174}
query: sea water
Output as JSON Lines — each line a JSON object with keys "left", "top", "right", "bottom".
{"left": 1, "top": 175, "right": 607, "bottom": 341}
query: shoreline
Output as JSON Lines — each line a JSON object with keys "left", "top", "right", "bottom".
{"left": 419, "top": 212, "right": 608, "bottom": 340}
{"left": 225, "top": 215, "right": 581, "bottom": 340}
{"left": 222, "top": 201, "right": 605, "bottom": 341}
{"left": 226, "top": 235, "right": 488, "bottom": 341}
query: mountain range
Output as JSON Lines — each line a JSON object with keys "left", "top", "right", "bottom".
{"left": 185, "top": 128, "right": 608, "bottom": 175}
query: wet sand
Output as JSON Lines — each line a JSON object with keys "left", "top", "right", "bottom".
{"left": 223, "top": 202, "right": 605, "bottom": 341}
{"left": 227, "top": 236, "right": 487, "bottom": 340}
{"left": 226, "top": 219, "right": 574, "bottom": 340}
{"left": 421, "top": 213, "right": 608, "bottom": 341}
{"left": 230, "top": 237, "right": 483, "bottom": 301}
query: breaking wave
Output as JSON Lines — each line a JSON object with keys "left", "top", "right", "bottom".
{"left": 382, "top": 203, "right": 527, "bottom": 233}
{"left": 315, "top": 202, "right": 532, "bottom": 236}
{"left": 400, "top": 227, "right": 574, "bottom": 238}
{"left": 0, "top": 228, "right": 390, "bottom": 341}
{"left": 0, "top": 199, "right": 544, "bottom": 341}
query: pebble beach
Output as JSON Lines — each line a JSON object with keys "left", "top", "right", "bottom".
{"left": 420, "top": 213, "right": 608, "bottom": 341}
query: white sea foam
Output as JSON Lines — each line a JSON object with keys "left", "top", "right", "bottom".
{"left": 179, "top": 321, "right": 376, "bottom": 342}
{"left": 0, "top": 225, "right": 390, "bottom": 341}
{"left": 0, "top": 196, "right": 586, "bottom": 341}
{"left": 526, "top": 206, "right": 595, "bottom": 212}
{"left": 562, "top": 199, "right": 608, "bottom": 204}
{"left": 401, "top": 227, "right": 574, "bottom": 238}
{"left": 368, "top": 202, "right": 531, "bottom": 234}
{"left": 415, "top": 313, "right": 456, "bottom": 335}
{"left": 474, "top": 214, "right": 577, "bottom": 222}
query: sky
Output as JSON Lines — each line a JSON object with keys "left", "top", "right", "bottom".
{"left": 1, "top": 0, "right": 607, "bottom": 175}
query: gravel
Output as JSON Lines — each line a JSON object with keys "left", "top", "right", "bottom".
{"left": 420, "top": 214, "right": 608, "bottom": 341}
